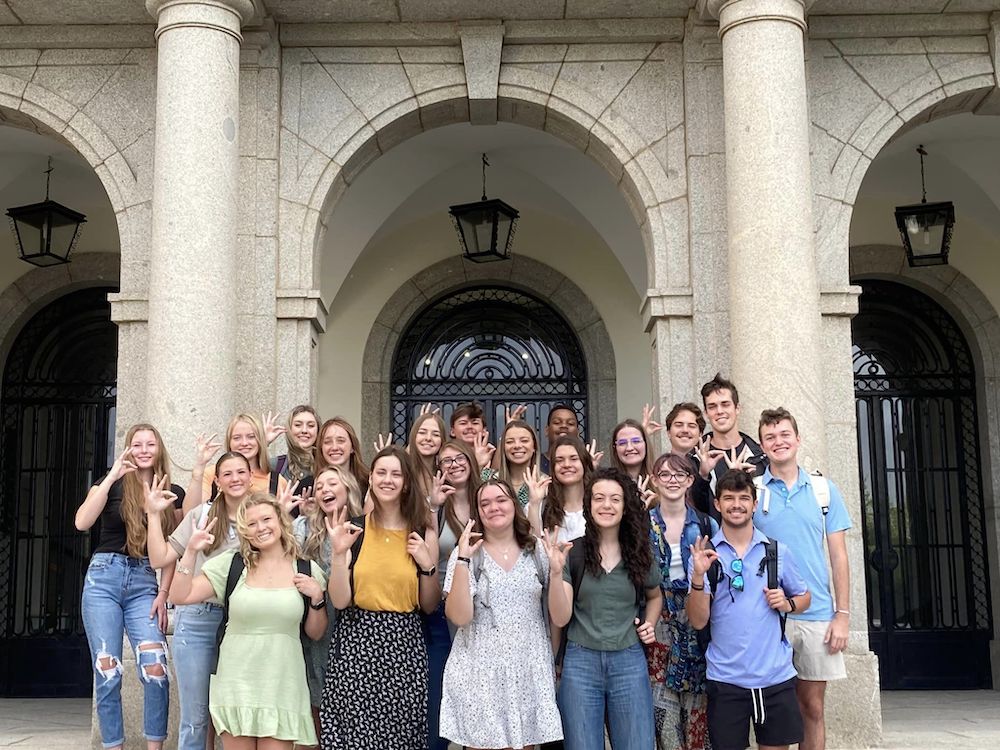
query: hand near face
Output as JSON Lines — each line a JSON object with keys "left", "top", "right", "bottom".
{"left": 277, "top": 480, "right": 303, "bottom": 515}
{"left": 373, "top": 432, "right": 395, "bottom": 453}
{"left": 473, "top": 431, "right": 496, "bottom": 469}
{"left": 193, "top": 432, "right": 223, "bottom": 470}
{"left": 524, "top": 465, "right": 551, "bottom": 507}
{"left": 324, "top": 505, "right": 363, "bottom": 556}
{"left": 636, "top": 475, "right": 657, "bottom": 510}
{"left": 143, "top": 474, "right": 177, "bottom": 514}
{"left": 110, "top": 447, "right": 138, "bottom": 482}
{"left": 407, "top": 532, "right": 435, "bottom": 572}
{"left": 429, "top": 471, "right": 455, "bottom": 508}
{"left": 696, "top": 436, "right": 726, "bottom": 477}
{"left": 586, "top": 439, "right": 604, "bottom": 467}
{"left": 418, "top": 402, "right": 440, "bottom": 417}
{"left": 724, "top": 445, "right": 756, "bottom": 474}
{"left": 642, "top": 403, "right": 663, "bottom": 436}
{"left": 189, "top": 516, "right": 219, "bottom": 552}
{"left": 456, "top": 518, "right": 484, "bottom": 558}
{"left": 505, "top": 404, "right": 527, "bottom": 424}
{"left": 262, "top": 411, "right": 287, "bottom": 444}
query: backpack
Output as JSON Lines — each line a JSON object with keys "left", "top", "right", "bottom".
{"left": 213, "top": 553, "right": 313, "bottom": 674}
{"left": 755, "top": 472, "right": 831, "bottom": 528}
{"left": 694, "top": 536, "right": 785, "bottom": 653}
{"left": 269, "top": 455, "right": 287, "bottom": 495}
{"left": 555, "top": 543, "right": 645, "bottom": 665}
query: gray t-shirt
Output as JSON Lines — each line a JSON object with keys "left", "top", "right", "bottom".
{"left": 168, "top": 502, "right": 239, "bottom": 605}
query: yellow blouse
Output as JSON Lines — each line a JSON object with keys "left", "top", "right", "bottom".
{"left": 353, "top": 515, "right": 419, "bottom": 612}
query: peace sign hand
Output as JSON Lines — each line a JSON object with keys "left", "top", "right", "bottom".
{"left": 504, "top": 404, "right": 527, "bottom": 424}
{"left": 193, "top": 432, "right": 223, "bottom": 470}
{"left": 637, "top": 475, "right": 657, "bottom": 510}
{"left": 541, "top": 527, "right": 573, "bottom": 575}
{"left": 262, "top": 411, "right": 286, "bottom": 444}
{"left": 143, "top": 474, "right": 177, "bottom": 514}
{"left": 688, "top": 535, "right": 719, "bottom": 578}
{"left": 473, "top": 431, "right": 496, "bottom": 469}
{"left": 429, "top": 471, "right": 455, "bottom": 508}
{"left": 189, "top": 516, "right": 219, "bottom": 552}
{"left": 642, "top": 403, "right": 663, "bottom": 436}
{"left": 456, "top": 519, "right": 484, "bottom": 558}
{"left": 524, "top": 465, "right": 551, "bottom": 507}
{"left": 110, "top": 447, "right": 138, "bottom": 482}
{"left": 586, "top": 439, "right": 604, "bottom": 467}
{"left": 324, "top": 505, "right": 363, "bottom": 556}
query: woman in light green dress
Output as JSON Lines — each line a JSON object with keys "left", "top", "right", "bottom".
{"left": 170, "top": 492, "right": 327, "bottom": 750}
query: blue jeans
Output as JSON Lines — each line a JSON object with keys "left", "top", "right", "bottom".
{"left": 173, "top": 603, "right": 224, "bottom": 750}
{"left": 424, "top": 603, "right": 452, "bottom": 750}
{"left": 558, "top": 641, "right": 655, "bottom": 750}
{"left": 81, "top": 553, "right": 169, "bottom": 748}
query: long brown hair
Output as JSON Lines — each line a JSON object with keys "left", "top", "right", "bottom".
{"left": 582, "top": 467, "right": 652, "bottom": 589}
{"left": 301, "top": 465, "right": 363, "bottom": 561}
{"left": 120, "top": 423, "right": 176, "bottom": 557}
{"left": 285, "top": 404, "right": 320, "bottom": 482}
{"left": 438, "top": 439, "right": 482, "bottom": 539}
{"left": 369, "top": 446, "right": 428, "bottom": 535}
{"left": 203, "top": 451, "right": 251, "bottom": 555}
{"left": 406, "top": 412, "right": 446, "bottom": 498}
{"left": 542, "top": 435, "right": 594, "bottom": 530}
{"left": 470, "top": 479, "right": 535, "bottom": 553}
{"left": 609, "top": 418, "right": 653, "bottom": 478}
{"left": 235, "top": 492, "right": 300, "bottom": 570}
{"left": 497, "top": 420, "right": 539, "bottom": 488}
{"left": 314, "top": 417, "right": 370, "bottom": 493}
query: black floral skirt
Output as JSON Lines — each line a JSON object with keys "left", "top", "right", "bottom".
{"left": 320, "top": 607, "right": 428, "bottom": 750}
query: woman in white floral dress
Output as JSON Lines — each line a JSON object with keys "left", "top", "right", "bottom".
{"left": 441, "top": 479, "right": 563, "bottom": 750}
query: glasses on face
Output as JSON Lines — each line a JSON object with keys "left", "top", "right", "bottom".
{"left": 730, "top": 558, "right": 744, "bottom": 592}
{"left": 615, "top": 437, "right": 644, "bottom": 448}
{"left": 439, "top": 454, "right": 469, "bottom": 468}
{"left": 656, "top": 471, "right": 690, "bottom": 482}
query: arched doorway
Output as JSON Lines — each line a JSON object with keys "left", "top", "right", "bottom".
{"left": 390, "top": 285, "right": 588, "bottom": 446}
{"left": 852, "top": 279, "right": 993, "bottom": 689}
{"left": 0, "top": 287, "right": 118, "bottom": 697}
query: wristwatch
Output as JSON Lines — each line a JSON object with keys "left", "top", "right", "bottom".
{"left": 418, "top": 565, "right": 437, "bottom": 577}
{"left": 310, "top": 592, "right": 327, "bottom": 610}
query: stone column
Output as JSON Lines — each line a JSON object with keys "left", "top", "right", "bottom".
{"left": 705, "top": 0, "right": 827, "bottom": 469}
{"left": 145, "top": 0, "right": 254, "bottom": 457}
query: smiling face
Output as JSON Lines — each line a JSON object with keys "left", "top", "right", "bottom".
{"left": 243, "top": 502, "right": 282, "bottom": 550}
{"left": 714, "top": 488, "right": 757, "bottom": 529}
{"left": 704, "top": 388, "right": 739, "bottom": 437}
{"left": 653, "top": 463, "right": 693, "bottom": 502}
{"left": 321, "top": 424, "right": 353, "bottom": 467}
{"left": 478, "top": 483, "right": 516, "bottom": 535}
{"left": 451, "top": 415, "right": 484, "bottom": 445}
{"left": 589, "top": 479, "right": 625, "bottom": 530}
{"left": 503, "top": 426, "right": 534, "bottom": 467}
{"left": 216, "top": 456, "right": 251, "bottom": 501}
{"left": 413, "top": 417, "right": 443, "bottom": 458}
{"left": 667, "top": 409, "right": 702, "bottom": 453}
{"left": 438, "top": 445, "right": 471, "bottom": 487}
{"left": 229, "top": 420, "right": 260, "bottom": 463}
{"left": 552, "top": 444, "right": 584, "bottom": 486}
{"left": 613, "top": 425, "right": 646, "bottom": 468}
{"left": 759, "top": 418, "right": 800, "bottom": 467}
{"left": 313, "top": 469, "right": 347, "bottom": 516}
{"left": 545, "top": 408, "right": 579, "bottom": 443}
{"left": 370, "top": 454, "right": 404, "bottom": 504}
{"left": 290, "top": 411, "right": 319, "bottom": 450}
{"left": 128, "top": 429, "right": 158, "bottom": 470}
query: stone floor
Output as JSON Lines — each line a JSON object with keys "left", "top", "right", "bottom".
{"left": 0, "top": 691, "right": 996, "bottom": 749}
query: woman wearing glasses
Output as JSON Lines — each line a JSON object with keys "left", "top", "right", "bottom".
{"left": 646, "top": 452, "right": 718, "bottom": 750}
{"left": 609, "top": 419, "right": 654, "bottom": 485}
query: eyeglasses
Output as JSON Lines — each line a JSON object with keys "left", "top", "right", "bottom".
{"left": 439, "top": 455, "right": 469, "bottom": 468}
{"left": 655, "top": 471, "right": 690, "bottom": 482}
{"left": 730, "top": 558, "right": 744, "bottom": 592}
{"left": 615, "top": 437, "right": 644, "bottom": 447}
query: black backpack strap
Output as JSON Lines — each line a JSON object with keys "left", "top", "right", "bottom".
{"left": 757, "top": 538, "right": 786, "bottom": 643}
{"left": 296, "top": 557, "right": 312, "bottom": 636}
{"left": 347, "top": 514, "right": 367, "bottom": 600}
{"left": 213, "top": 553, "right": 246, "bottom": 674}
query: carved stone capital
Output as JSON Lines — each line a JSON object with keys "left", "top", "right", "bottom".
{"left": 146, "top": 0, "right": 256, "bottom": 42}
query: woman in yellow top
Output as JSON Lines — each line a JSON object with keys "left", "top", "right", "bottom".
{"left": 321, "top": 446, "right": 440, "bottom": 750}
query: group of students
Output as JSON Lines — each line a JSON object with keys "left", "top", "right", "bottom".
{"left": 76, "top": 372, "right": 852, "bottom": 750}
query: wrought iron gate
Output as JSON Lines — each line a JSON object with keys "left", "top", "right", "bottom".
{"left": 852, "top": 279, "right": 992, "bottom": 689}
{"left": 0, "top": 287, "right": 118, "bottom": 696}
{"left": 390, "top": 285, "right": 588, "bottom": 447}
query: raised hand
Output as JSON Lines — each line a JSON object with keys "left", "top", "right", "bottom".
{"left": 688, "top": 535, "right": 719, "bottom": 578}
{"left": 541, "top": 527, "right": 573, "bottom": 575}
{"left": 193, "top": 432, "right": 223, "bottom": 470}
{"left": 504, "top": 404, "right": 527, "bottom": 424}
{"left": 110, "top": 447, "right": 138, "bottom": 482}
{"left": 262, "top": 411, "right": 286, "bottom": 444}
{"left": 277, "top": 480, "right": 303, "bottom": 515}
{"left": 418, "top": 403, "right": 440, "bottom": 417}
{"left": 635, "top": 617, "right": 656, "bottom": 645}
{"left": 473, "top": 431, "right": 496, "bottom": 469}
{"left": 373, "top": 432, "right": 395, "bottom": 453}
{"left": 429, "top": 471, "right": 455, "bottom": 508}
{"left": 189, "top": 516, "right": 219, "bottom": 552}
{"left": 143, "top": 474, "right": 177, "bottom": 514}
{"left": 636, "top": 475, "right": 657, "bottom": 510}
{"left": 641, "top": 403, "right": 663, "bottom": 436}
{"left": 723, "top": 445, "right": 756, "bottom": 474}
{"left": 524, "top": 465, "right": 551, "bottom": 508}
{"left": 293, "top": 572, "right": 325, "bottom": 605}
{"left": 324, "top": 506, "right": 363, "bottom": 556}
{"left": 456, "top": 518, "right": 484, "bottom": 558}
{"left": 586, "top": 439, "right": 604, "bottom": 466}
{"left": 696, "top": 435, "right": 726, "bottom": 478}
{"left": 406, "top": 532, "right": 435, "bottom": 572}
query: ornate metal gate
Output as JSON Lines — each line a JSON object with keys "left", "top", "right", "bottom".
{"left": 0, "top": 287, "right": 118, "bottom": 696}
{"left": 852, "top": 279, "right": 992, "bottom": 689}
{"left": 390, "top": 285, "right": 588, "bottom": 446}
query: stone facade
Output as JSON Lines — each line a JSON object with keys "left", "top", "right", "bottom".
{"left": 1, "top": 1, "right": 1000, "bottom": 748}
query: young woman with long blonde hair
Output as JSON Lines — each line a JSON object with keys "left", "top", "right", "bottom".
{"left": 313, "top": 417, "right": 370, "bottom": 498}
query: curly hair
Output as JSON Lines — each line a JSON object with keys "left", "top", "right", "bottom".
{"left": 542, "top": 435, "right": 594, "bottom": 530}
{"left": 235, "top": 491, "right": 300, "bottom": 569}
{"left": 581, "top": 467, "right": 652, "bottom": 589}
{"left": 470, "top": 479, "right": 536, "bottom": 553}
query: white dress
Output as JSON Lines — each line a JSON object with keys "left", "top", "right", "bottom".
{"left": 440, "top": 546, "right": 563, "bottom": 748}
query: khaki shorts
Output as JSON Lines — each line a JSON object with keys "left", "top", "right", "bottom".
{"left": 786, "top": 618, "right": 847, "bottom": 682}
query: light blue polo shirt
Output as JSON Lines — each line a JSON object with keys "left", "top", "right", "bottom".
{"left": 752, "top": 467, "right": 851, "bottom": 622}
{"left": 690, "top": 527, "right": 806, "bottom": 689}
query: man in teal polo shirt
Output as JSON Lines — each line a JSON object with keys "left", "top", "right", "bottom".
{"left": 688, "top": 470, "right": 810, "bottom": 750}
{"left": 752, "top": 408, "right": 852, "bottom": 750}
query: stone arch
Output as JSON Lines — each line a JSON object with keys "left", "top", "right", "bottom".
{"left": 850, "top": 243, "right": 1000, "bottom": 682}
{"left": 0, "top": 252, "right": 120, "bottom": 369}
{"left": 360, "top": 254, "right": 617, "bottom": 451}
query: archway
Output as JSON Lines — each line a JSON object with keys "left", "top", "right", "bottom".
{"left": 852, "top": 279, "right": 992, "bottom": 689}
{"left": 0, "top": 287, "right": 118, "bottom": 697}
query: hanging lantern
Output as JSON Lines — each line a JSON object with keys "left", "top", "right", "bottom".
{"left": 449, "top": 153, "right": 518, "bottom": 263}
{"left": 894, "top": 145, "right": 954, "bottom": 268}
{"left": 7, "top": 157, "right": 87, "bottom": 267}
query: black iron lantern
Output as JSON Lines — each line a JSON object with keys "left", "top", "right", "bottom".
{"left": 894, "top": 145, "right": 954, "bottom": 268}
{"left": 7, "top": 158, "right": 87, "bottom": 267}
{"left": 449, "top": 153, "right": 518, "bottom": 263}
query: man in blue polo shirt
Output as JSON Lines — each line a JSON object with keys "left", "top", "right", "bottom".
{"left": 688, "top": 470, "right": 810, "bottom": 750}
{"left": 752, "top": 407, "right": 852, "bottom": 750}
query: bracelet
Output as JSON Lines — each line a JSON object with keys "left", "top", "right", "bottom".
{"left": 690, "top": 581, "right": 704, "bottom": 591}
{"left": 456, "top": 556, "right": 472, "bottom": 565}
{"left": 175, "top": 563, "right": 192, "bottom": 575}
{"left": 835, "top": 609, "right": 850, "bottom": 616}
{"left": 157, "top": 587, "right": 168, "bottom": 594}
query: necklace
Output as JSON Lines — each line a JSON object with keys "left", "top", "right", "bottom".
{"left": 488, "top": 541, "right": 516, "bottom": 561}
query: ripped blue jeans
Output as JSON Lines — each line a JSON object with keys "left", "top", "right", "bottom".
{"left": 81, "top": 552, "right": 169, "bottom": 748}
